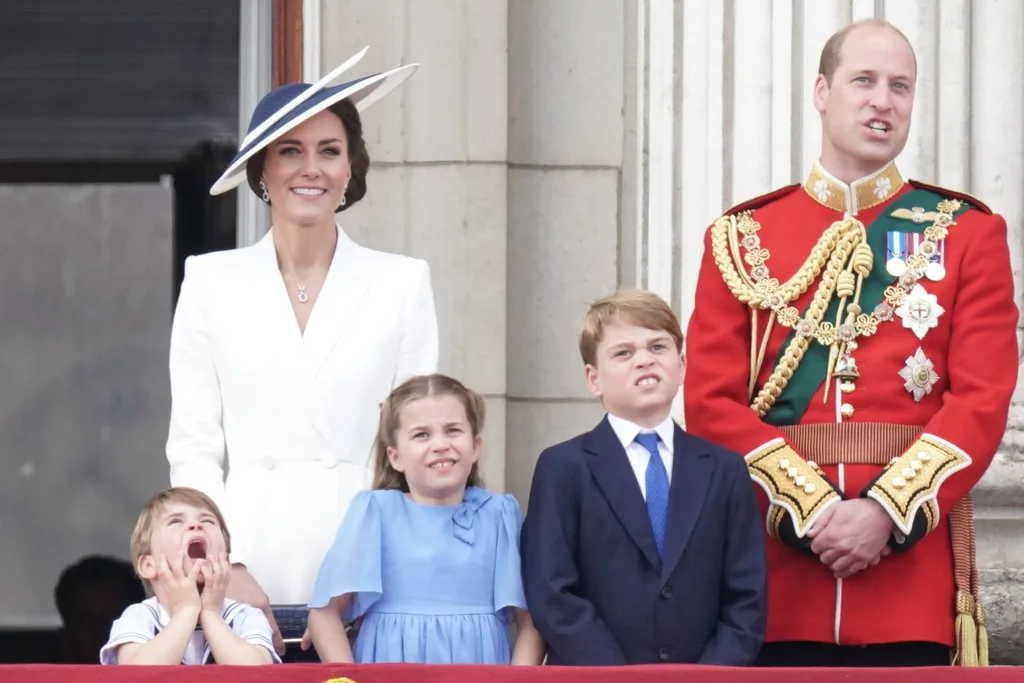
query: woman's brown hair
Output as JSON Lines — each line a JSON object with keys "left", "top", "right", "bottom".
{"left": 372, "top": 374, "right": 486, "bottom": 491}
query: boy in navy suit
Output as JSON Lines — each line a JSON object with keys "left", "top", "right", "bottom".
{"left": 521, "top": 289, "right": 767, "bottom": 666}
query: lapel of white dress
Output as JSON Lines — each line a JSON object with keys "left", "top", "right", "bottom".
{"left": 248, "top": 229, "right": 357, "bottom": 447}
{"left": 301, "top": 226, "right": 375, "bottom": 375}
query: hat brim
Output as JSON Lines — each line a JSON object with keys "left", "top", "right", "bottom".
{"left": 210, "top": 54, "right": 418, "bottom": 196}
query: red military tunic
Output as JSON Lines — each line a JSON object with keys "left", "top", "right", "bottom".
{"left": 684, "top": 161, "right": 1017, "bottom": 655}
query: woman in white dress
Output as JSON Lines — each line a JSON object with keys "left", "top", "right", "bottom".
{"left": 165, "top": 48, "right": 438, "bottom": 655}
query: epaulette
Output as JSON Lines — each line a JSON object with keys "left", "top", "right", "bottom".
{"left": 719, "top": 184, "right": 801, "bottom": 218}
{"left": 908, "top": 179, "right": 993, "bottom": 215}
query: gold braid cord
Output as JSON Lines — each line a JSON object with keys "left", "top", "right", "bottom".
{"left": 711, "top": 201, "right": 958, "bottom": 417}
{"left": 711, "top": 213, "right": 866, "bottom": 416}
{"left": 713, "top": 213, "right": 840, "bottom": 308}
{"left": 749, "top": 229, "right": 862, "bottom": 416}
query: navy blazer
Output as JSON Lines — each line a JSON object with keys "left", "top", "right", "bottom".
{"left": 521, "top": 416, "right": 767, "bottom": 666}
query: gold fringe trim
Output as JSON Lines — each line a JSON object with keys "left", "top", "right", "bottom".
{"left": 779, "top": 423, "right": 987, "bottom": 667}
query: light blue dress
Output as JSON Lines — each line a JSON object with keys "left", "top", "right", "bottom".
{"left": 307, "top": 486, "right": 527, "bottom": 664}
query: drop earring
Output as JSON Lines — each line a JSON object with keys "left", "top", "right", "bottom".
{"left": 340, "top": 186, "right": 347, "bottom": 207}
{"left": 259, "top": 180, "right": 270, "bottom": 204}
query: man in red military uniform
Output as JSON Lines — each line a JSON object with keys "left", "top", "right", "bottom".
{"left": 684, "top": 19, "right": 1018, "bottom": 668}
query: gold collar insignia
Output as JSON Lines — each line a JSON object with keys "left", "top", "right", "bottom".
{"left": 803, "top": 161, "right": 904, "bottom": 214}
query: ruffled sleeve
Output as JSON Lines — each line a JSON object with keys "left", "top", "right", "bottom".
{"left": 492, "top": 493, "right": 527, "bottom": 621}
{"left": 307, "top": 489, "right": 384, "bottom": 622}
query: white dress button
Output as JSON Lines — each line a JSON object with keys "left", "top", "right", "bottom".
{"left": 261, "top": 456, "right": 276, "bottom": 471}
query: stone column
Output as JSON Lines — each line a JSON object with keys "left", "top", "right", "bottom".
{"left": 319, "top": 0, "right": 511, "bottom": 489}
{"left": 964, "top": 0, "right": 1024, "bottom": 660}
{"left": 504, "top": 0, "right": 629, "bottom": 504}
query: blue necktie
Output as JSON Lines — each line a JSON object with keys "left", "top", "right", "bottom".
{"left": 636, "top": 432, "right": 669, "bottom": 557}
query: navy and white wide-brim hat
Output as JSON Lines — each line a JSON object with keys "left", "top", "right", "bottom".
{"left": 209, "top": 46, "right": 418, "bottom": 196}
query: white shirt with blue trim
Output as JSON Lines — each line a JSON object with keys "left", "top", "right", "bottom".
{"left": 99, "top": 596, "right": 280, "bottom": 665}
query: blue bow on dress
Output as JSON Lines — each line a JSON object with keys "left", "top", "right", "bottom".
{"left": 452, "top": 487, "right": 491, "bottom": 546}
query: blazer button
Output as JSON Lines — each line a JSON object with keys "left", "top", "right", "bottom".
{"left": 321, "top": 453, "right": 338, "bottom": 469}
{"left": 260, "top": 456, "right": 275, "bottom": 471}
{"left": 658, "top": 647, "right": 671, "bottom": 662}
{"left": 661, "top": 585, "right": 674, "bottom": 600}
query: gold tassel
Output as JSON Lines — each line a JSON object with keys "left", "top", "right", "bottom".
{"left": 954, "top": 590, "right": 979, "bottom": 667}
{"left": 976, "top": 601, "right": 989, "bottom": 666}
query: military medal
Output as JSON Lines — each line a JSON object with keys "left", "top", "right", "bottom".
{"left": 887, "top": 257, "right": 908, "bottom": 277}
{"left": 899, "top": 348, "right": 939, "bottom": 402}
{"left": 895, "top": 284, "right": 944, "bottom": 340}
{"left": 911, "top": 232, "right": 946, "bottom": 281}
{"left": 887, "top": 231, "right": 946, "bottom": 281}
{"left": 886, "top": 231, "right": 908, "bottom": 277}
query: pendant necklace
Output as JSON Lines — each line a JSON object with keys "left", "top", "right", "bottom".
{"left": 296, "top": 284, "right": 309, "bottom": 303}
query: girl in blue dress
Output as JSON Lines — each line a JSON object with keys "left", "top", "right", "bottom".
{"left": 307, "top": 374, "right": 545, "bottom": 665}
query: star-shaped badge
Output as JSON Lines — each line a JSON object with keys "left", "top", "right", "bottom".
{"left": 899, "top": 348, "right": 940, "bottom": 402}
{"left": 895, "top": 284, "right": 944, "bottom": 340}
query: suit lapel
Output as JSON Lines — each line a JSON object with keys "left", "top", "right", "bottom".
{"left": 585, "top": 417, "right": 661, "bottom": 569}
{"left": 302, "top": 227, "right": 375, "bottom": 374}
{"left": 660, "top": 425, "right": 714, "bottom": 583}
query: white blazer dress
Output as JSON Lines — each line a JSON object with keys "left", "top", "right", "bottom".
{"left": 166, "top": 225, "right": 439, "bottom": 604}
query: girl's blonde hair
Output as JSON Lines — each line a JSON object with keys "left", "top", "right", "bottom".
{"left": 372, "top": 374, "right": 486, "bottom": 491}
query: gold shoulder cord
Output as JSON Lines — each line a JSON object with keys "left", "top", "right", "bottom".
{"left": 711, "top": 200, "right": 959, "bottom": 418}
{"left": 711, "top": 212, "right": 865, "bottom": 416}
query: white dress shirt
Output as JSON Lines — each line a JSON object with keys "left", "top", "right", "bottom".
{"left": 606, "top": 413, "right": 676, "bottom": 500}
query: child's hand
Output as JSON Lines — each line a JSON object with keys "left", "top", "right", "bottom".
{"left": 200, "top": 551, "right": 232, "bottom": 617}
{"left": 160, "top": 552, "right": 203, "bottom": 618}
